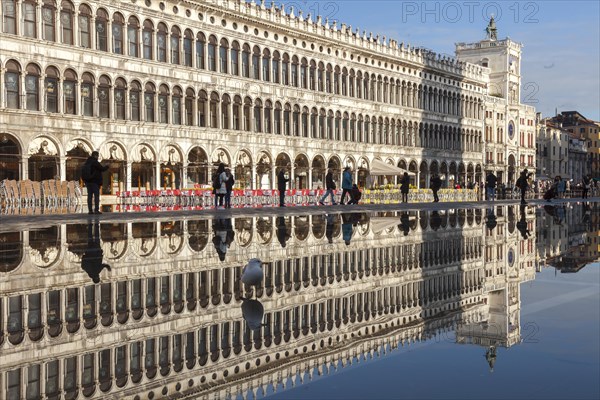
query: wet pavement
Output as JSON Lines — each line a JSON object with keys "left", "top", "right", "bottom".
{"left": 0, "top": 200, "right": 598, "bottom": 399}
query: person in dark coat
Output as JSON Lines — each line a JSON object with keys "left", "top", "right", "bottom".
{"left": 224, "top": 168, "right": 235, "bottom": 209}
{"left": 83, "top": 151, "right": 109, "bottom": 214}
{"left": 582, "top": 175, "right": 591, "bottom": 199}
{"left": 400, "top": 172, "right": 410, "bottom": 203}
{"left": 319, "top": 168, "right": 337, "bottom": 205}
{"left": 347, "top": 184, "right": 362, "bottom": 205}
{"left": 485, "top": 172, "right": 497, "bottom": 201}
{"left": 516, "top": 204, "right": 530, "bottom": 239}
{"left": 277, "top": 168, "right": 289, "bottom": 207}
{"left": 516, "top": 169, "right": 532, "bottom": 205}
{"left": 430, "top": 174, "right": 442, "bottom": 202}
{"left": 340, "top": 167, "right": 353, "bottom": 205}
{"left": 81, "top": 221, "right": 111, "bottom": 283}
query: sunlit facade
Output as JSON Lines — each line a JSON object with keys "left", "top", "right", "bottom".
{"left": 0, "top": 0, "right": 492, "bottom": 193}
{"left": 0, "top": 205, "right": 540, "bottom": 399}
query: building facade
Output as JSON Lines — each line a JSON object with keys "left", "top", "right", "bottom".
{"left": 550, "top": 111, "right": 599, "bottom": 178}
{"left": 1, "top": 0, "right": 525, "bottom": 194}
{"left": 536, "top": 119, "right": 571, "bottom": 181}
{"left": 455, "top": 18, "right": 537, "bottom": 186}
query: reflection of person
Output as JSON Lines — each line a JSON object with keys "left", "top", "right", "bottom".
{"left": 276, "top": 216, "right": 290, "bottom": 247}
{"left": 399, "top": 212, "right": 410, "bottom": 236}
{"left": 486, "top": 208, "right": 497, "bottom": 231}
{"left": 83, "top": 151, "right": 109, "bottom": 214}
{"left": 212, "top": 218, "right": 235, "bottom": 261}
{"left": 516, "top": 204, "right": 530, "bottom": 239}
{"left": 341, "top": 213, "right": 354, "bottom": 245}
{"left": 429, "top": 211, "right": 441, "bottom": 231}
{"left": 277, "top": 168, "right": 289, "bottom": 207}
{"left": 82, "top": 222, "right": 111, "bottom": 283}
{"left": 325, "top": 213, "right": 335, "bottom": 243}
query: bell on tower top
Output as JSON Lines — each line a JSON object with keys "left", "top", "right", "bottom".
{"left": 486, "top": 16, "right": 498, "bottom": 41}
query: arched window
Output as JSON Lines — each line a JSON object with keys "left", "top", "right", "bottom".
{"left": 300, "top": 58, "right": 308, "bottom": 89}
{"left": 293, "top": 105, "right": 300, "bottom": 136}
{"left": 96, "top": 9, "right": 108, "bottom": 51}
{"left": 341, "top": 68, "right": 348, "bottom": 96}
{"left": 272, "top": 51, "right": 280, "bottom": 84}
{"left": 112, "top": 13, "right": 125, "bottom": 54}
{"left": 142, "top": 20, "right": 153, "bottom": 60}
{"left": 183, "top": 30, "right": 193, "bottom": 67}
{"left": 23, "top": 0, "right": 37, "bottom": 38}
{"left": 241, "top": 44, "right": 250, "bottom": 78}
{"left": 98, "top": 75, "right": 111, "bottom": 118}
{"left": 207, "top": 35, "right": 217, "bottom": 71}
{"left": 334, "top": 111, "right": 341, "bottom": 141}
{"left": 291, "top": 56, "right": 299, "bottom": 87}
{"left": 130, "top": 80, "right": 141, "bottom": 121}
{"left": 158, "top": 84, "right": 169, "bottom": 123}
{"left": 3, "top": 0, "right": 17, "bottom": 34}
{"left": 185, "top": 88, "right": 195, "bottom": 126}
{"left": 301, "top": 106, "right": 308, "bottom": 137}
{"left": 325, "top": 64, "right": 332, "bottom": 93}
{"left": 197, "top": 90, "right": 207, "bottom": 127}
{"left": 243, "top": 97, "right": 251, "bottom": 131}
{"left": 252, "top": 46, "right": 260, "bottom": 80}
{"left": 63, "top": 68, "right": 77, "bottom": 114}
{"left": 231, "top": 41, "right": 240, "bottom": 75}
{"left": 325, "top": 110, "right": 333, "bottom": 139}
{"left": 171, "top": 26, "right": 181, "bottom": 64}
{"left": 45, "top": 66, "right": 59, "bottom": 113}
{"left": 282, "top": 53, "right": 289, "bottom": 85}
{"left": 262, "top": 49, "right": 270, "bottom": 82}
{"left": 81, "top": 72, "right": 94, "bottom": 116}
{"left": 342, "top": 112, "right": 349, "bottom": 141}
{"left": 144, "top": 82, "right": 156, "bottom": 122}
{"left": 232, "top": 95, "right": 242, "bottom": 130}
{"left": 172, "top": 86, "right": 182, "bottom": 125}
{"left": 349, "top": 69, "right": 355, "bottom": 97}
{"left": 309, "top": 60, "right": 316, "bottom": 90}
{"left": 253, "top": 99, "right": 262, "bottom": 132}
{"left": 333, "top": 66, "right": 340, "bottom": 94}
{"left": 310, "top": 108, "right": 317, "bottom": 138}
{"left": 221, "top": 94, "right": 230, "bottom": 129}
{"left": 208, "top": 92, "right": 219, "bottom": 128}
{"left": 157, "top": 23, "right": 167, "bottom": 62}
{"left": 60, "top": 1, "right": 74, "bottom": 45}
{"left": 25, "top": 63, "right": 40, "bottom": 111}
{"left": 42, "top": 0, "right": 56, "bottom": 41}
{"left": 219, "top": 38, "right": 228, "bottom": 73}
{"left": 79, "top": 4, "right": 92, "bottom": 47}
{"left": 4, "top": 61, "right": 21, "bottom": 109}
{"left": 283, "top": 103, "right": 291, "bottom": 135}
{"left": 114, "top": 78, "right": 127, "bottom": 120}
{"left": 127, "top": 16, "right": 140, "bottom": 57}
{"left": 264, "top": 100, "right": 272, "bottom": 133}
{"left": 196, "top": 33, "right": 205, "bottom": 69}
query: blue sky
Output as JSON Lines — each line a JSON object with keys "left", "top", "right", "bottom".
{"left": 285, "top": 1, "right": 600, "bottom": 121}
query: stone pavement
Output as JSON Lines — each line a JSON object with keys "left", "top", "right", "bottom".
{"left": 0, "top": 197, "right": 596, "bottom": 232}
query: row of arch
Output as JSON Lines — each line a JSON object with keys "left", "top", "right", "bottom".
{"left": 0, "top": 132, "right": 484, "bottom": 190}
{"left": 0, "top": 1, "right": 485, "bottom": 117}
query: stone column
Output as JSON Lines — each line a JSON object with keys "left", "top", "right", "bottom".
{"left": 125, "top": 161, "right": 132, "bottom": 192}
{"left": 59, "top": 156, "right": 66, "bottom": 180}
{"left": 251, "top": 163, "right": 257, "bottom": 190}
{"left": 182, "top": 164, "right": 188, "bottom": 189}
{"left": 155, "top": 161, "right": 161, "bottom": 190}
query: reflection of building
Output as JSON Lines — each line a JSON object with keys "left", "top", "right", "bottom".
{"left": 456, "top": 18, "right": 537, "bottom": 186}
{"left": 0, "top": 207, "right": 540, "bottom": 398}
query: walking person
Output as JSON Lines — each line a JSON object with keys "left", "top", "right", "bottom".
{"left": 582, "top": 175, "right": 591, "bottom": 199}
{"left": 319, "top": 168, "right": 337, "bottom": 205}
{"left": 485, "top": 171, "right": 497, "bottom": 201}
{"left": 430, "top": 174, "right": 442, "bottom": 203}
{"left": 516, "top": 169, "right": 532, "bottom": 205}
{"left": 213, "top": 163, "right": 227, "bottom": 209}
{"left": 81, "top": 150, "right": 109, "bottom": 214}
{"left": 277, "top": 168, "right": 289, "bottom": 207}
{"left": 340, "top": 167, "right": 353, "bottom": 205}
{"left": 224, "top": 167, "right": 235, "bottom": 208}
{"left": 400, "top": 172, "right": 410, "bottom": 203}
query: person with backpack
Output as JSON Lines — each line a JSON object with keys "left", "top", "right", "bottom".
{"left": 400, "top": 172, "right": 410, "bottom": 203}
{"left": 516, "top": 169, "right": 532, "bottom": 205}
{"left": 213, "top": 163, "right": 226, "bottom": 209}
{"left": 224, "top": 167, "right": 235, "bottom": 209}
{"left": 430, "top": 174, "right": 442, "bottom": 202}
{"left": 81, "top": 151, "right": 109, "bottom": 214}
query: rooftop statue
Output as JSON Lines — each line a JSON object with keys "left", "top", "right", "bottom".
{"left": 486, "top": 16, "right": 498, "bottom": 41}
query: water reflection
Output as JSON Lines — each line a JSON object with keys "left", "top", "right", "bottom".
{"left": 0, "top": 205, "right": 598, "bottom": 399}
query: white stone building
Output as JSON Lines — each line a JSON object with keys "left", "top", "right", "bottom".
{"left": 536, "top": 118, "right": 571, "bottom": 181}
{"left": 0, "top": 0, "right": 503, "bottom": 194}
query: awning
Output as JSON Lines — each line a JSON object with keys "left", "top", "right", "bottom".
{"left": 369, "top": 159, "right": 415, "bottom": 176}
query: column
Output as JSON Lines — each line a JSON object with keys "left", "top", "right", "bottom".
{"left": 125, "top": 161, "right": 132, "bottom": 192}
{"left": 59, "top": 156, "right": 66, "bottom": 181}
{"left": 251, "top": 163, "right": 257, "bottom": 190}
{"left": 308, "top": 168, "right": 312, "bottom": 190}
{"left": 290, "top": 163, "right": 295, "bottom": 190}
{"left": 155, "top": 162, "right": 160, "bottom": 190}
{"left": 21, "top": 155, "right": 29, "bottom": 180}
{"left": 182, "top": 164, "right": 188, "bottom": 189}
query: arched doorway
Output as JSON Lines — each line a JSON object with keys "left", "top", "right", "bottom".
{"left": 28, "top": 137, "right": 59, "bottom": 181}
{"left": 100, "top": 142, "right": 127, "bottom": 194}
{"left": 508, "top": 154, "right": 516, "bottom": 185}
{"left": 449, "top": 162, "right": 457, "bottom": 188}
{"left": 235, "top": 150, "right": 252, "bottom": 189}
{"left": 458, "top": 163, "right": 466, "bottom": 187}
{"left": 211, "top": 148, "right": 231, "bottom": 181}
{"left": 311, "top": 155, "right": 326, "bottom": 189}
{"left": 357, "top": 158, "right": 369, "bottom": 188}
{"left": 0, "top": 133, "right": 21, "bottom": 180}
{"left": 187, "top": 147, "right": 209, "bottom": 187}
{"left": 475, "top": 164, "right": 483, "bottom": 184}
{"left": 409, "top": 160, "right": 418, "bottom": 187}
{"left": 440, "top": 162, "right": 448, "bottom": 187}
{"left": 256, "top": 151, "right": 272, "bottom": 189}
{"left": 66, "top": 140, "right": 92, "bottom": 183}
{"left": 294, "top": 154, "right": 309, "bottom": 189}
{"left": 160, "top": 145, "right": 183, "bottom": 189}
{"left": 275, "top": 152, "right": 291, "bottom": 178}
{"left": 467, "top": 163, "right": 474, "bottom": 187}
{"left": 328, "top": 155, "right": 341, "bottom": 184}
{"left": 131, "top": 144, "right": 156, "bottom": 191}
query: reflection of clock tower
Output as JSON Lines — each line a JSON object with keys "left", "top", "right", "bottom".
{"left": 456, "top": 19, "right": 537, "bottom": 186}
